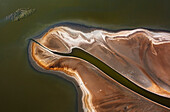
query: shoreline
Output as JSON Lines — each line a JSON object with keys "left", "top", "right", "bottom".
{"left": 28, "top": 22, "right": 170, "bottom": 111}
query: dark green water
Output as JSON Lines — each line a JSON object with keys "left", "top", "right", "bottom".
{"left": 0, "top": 0, "right": 170, "bottom": 112}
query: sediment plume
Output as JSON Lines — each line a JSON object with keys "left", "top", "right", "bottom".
{"left": 29, "top": 23, "right": 170, "bottom": 112}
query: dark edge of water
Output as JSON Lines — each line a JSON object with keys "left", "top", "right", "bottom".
{"left": 31, "top": 22, "right": 170, "bottom": 40}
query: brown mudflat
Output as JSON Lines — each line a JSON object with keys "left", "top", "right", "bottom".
{"left": 29, "top": 25, "right": 170, "bottom": 112}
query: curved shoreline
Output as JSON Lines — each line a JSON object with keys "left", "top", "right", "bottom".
{"left": 28, "top": 23, "right": 170, "bottom": 111}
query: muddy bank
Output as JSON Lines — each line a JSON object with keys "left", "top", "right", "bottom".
{"left": 28, "top": 23, "right": 170, "bottom": 111}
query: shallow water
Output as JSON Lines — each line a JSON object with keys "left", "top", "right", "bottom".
{"left": 0, "top": 0, "right": 170, "bottom": 111}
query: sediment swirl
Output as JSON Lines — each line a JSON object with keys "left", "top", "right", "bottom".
{"left": 28, "top": 23, "right": 170, "bottom": 112}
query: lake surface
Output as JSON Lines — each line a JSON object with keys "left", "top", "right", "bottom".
{"left": 0, "top": 0, "right": 170, "bottom": 112}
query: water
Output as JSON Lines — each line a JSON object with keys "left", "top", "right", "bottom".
{"left": 0, "top": 0, "right": 170, "bottom": 112}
